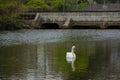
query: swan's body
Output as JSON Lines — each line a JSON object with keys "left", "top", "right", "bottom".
{"left": 66, "top": 46, "right": 76, "bottom": 58}
{"left": 66, "top": 52, "right": 76, "bottom": 58}
{"left": 66, "top": 46, "right": 76, "bottom": 71}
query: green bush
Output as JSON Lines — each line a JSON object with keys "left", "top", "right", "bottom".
{"left": 0, "top": 0, "right": 28, "bottom": 30}
{"left": 50, "top": 0, "right": 63, "bottom": 10}
{"left": 27, "top": 0, "right": 49, "bottom": 10}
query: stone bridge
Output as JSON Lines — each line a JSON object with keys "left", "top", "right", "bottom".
{"left": 20, "top": 12, "right": 120, "bottom": 29}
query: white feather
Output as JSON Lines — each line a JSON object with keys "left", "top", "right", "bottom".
{"left": 66, "top": 46, "right": 76, "bottom": 58}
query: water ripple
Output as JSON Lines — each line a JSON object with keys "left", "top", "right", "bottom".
{"left": 0, "top": 30, "right": 120, "bottom": 46}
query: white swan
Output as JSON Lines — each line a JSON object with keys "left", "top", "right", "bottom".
{"left": 66, "top": 46, "right": 76, "bottom": 58}
{"left": 66, "top": 46, "right": 76, "bottom": 71}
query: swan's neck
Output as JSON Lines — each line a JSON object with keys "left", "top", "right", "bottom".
{"left": 71, "top": 48, "right": 75, "bottom": 53}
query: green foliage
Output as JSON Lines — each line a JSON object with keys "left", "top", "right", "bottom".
{"left": 26, "top": 0, "right": 49, "bottom": 10}
{"left": 50, "top": 0, "right": 63, "bottom": 10}
{"left": 78, "top": 1, "right": 87, "bottom": 10}
{"left": 19, "top": 0, "right": 30, "bottom": 4}
{"left": 49, "top": 0, "right": 87, "bottom": 11}
{"left": 0, "top": 0, "right": 28, "bottom": 29}
{"left": 87, "top": 0, "right": 97, "bottom": 5}
{"left": 0, "top": 1, "right": 17, "bottom": 22}
{"left": 65, "top": 0, "right": 76, "bottom": 10}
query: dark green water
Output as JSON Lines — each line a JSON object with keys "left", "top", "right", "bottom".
{"left": 0, "top": 30, "right": 120, "bottom": 80}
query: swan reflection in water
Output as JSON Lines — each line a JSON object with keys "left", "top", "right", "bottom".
{"left": 66, "top": 46, "right": 76, "bottom": 71}
{"left": 66, "top": 57, "right": 76, "bottom": 71}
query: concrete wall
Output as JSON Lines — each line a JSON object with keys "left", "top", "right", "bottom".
{"left": 21, "top": 12, "right": 120, "bottom": 29}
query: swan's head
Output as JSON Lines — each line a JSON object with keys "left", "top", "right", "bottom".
{"left": 71, "top": 46, "right": 76, "bottom": 53}
{"left": 72, "top": 46, "right": 76, "bottom": 49}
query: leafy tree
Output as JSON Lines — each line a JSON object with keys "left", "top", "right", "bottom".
{"left": 87, "top": 0, "right": 96, "bottom": 4}
{"left": 78, "top": 2, "right": 87, "bottom": 10}
{"left": 19, "top": 0, "right": 30, "bottom": 4}
{"left": 49, "top": 0, "right": 88, "bottom": 11}
{"left": 0, "top": 0, "right": 28, "bottom": 29}
{"left": 50, "top": 0, "right": 63, "bottom": 10}
{"left": 26, "top": 0, "right": 49, "bottom": 10}
{"left": 66, "top": 0, "right": 78, "bottom": 10}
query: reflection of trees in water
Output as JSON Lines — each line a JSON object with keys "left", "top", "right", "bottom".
{"left": 36, "top": 39, "right": 120, "bottom": 80}
{"left": 87, "top": 41, "right": 110, "bottom": 79}
{"left": 88, "top": 40, "right": 120, "bottom": 80}
{"left": 0, "top": 44, "right": 37, "bottom": 80}
{"left": 37, "top": 43, "right": 63, "bottom": 80}
{"left": 110, "top": 41, "right": 120, "bottom": 70}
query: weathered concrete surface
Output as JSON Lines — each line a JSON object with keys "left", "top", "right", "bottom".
{"left": 21, "top": 12, "right": 120, "bottom": 29}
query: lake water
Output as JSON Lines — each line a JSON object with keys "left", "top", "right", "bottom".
{"left": 0, "top": 29, "right": 120, "bottom": 80}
